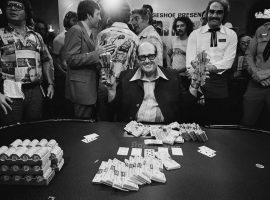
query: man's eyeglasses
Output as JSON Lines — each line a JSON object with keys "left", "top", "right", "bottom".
{"left": 138, "top": 54, "right": 156, "bottom": 61}
{"left": 6, "top": 2, "right": 25, "bottom": 11}
{"left": 208, "top": 9, "right": 224, "bottom": 15}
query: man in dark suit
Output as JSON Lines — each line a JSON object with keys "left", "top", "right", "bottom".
{"left": 64, "top": 0, "right": 115, "bottom": 119}
{"left": 106, "top": 41, "right": 202, "bottom": 123}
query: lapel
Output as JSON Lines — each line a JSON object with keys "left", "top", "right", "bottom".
{"left": 78, "top": 21, "right": 94, "bottom": 50}
{"left": 135, "top": 79, "right": 143, "bottom": 90}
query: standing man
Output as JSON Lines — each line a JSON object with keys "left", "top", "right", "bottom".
{"left": 96, "top": 1, "right": 139, "bottom": 120}
{"left": 64, "top": 0, "right": 115, "bottom": 120}
{"left": 53, "top": 11, "right": 78, "bottom": 73}
{"left": 241, "top": 21, "right": 270, "bottom": 128}
{"left": 97, "top": 2, "right": 139, "bottom": 79}
{"left": 0, "top": 0, "right": 54, "bottom": 125}
{"left": 167, "top": 16, "right": 194, "bottom": 89}
{"left": 131, "top": 8, "right": 163, "bottom": 67}
{"left": 186, "top": 0, "right": 237, "bottom": 124}
{"left": 52, "top": 11, "right": 78, "bottom": 118}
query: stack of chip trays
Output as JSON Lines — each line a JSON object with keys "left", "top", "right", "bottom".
{"left": 92, "top": 156, "right": 166, "bottom": 191}
{"left": 50, "top": 145, "right": 64, "bottom": 172}
{"left": 124, "top": 121, "right": 208, "bottom": 144}
{"left": 0, "top": 139, "right": 64, "bottom": 185}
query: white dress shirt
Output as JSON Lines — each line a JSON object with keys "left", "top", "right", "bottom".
{"left": 129, "top": 67, "right": 168, "bottom": 122}
{"left": 186, "top": 24, "right": 237, "bottom": 74}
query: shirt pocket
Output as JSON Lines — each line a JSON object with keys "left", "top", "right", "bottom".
{"left": 217, "top": 37, "right": 228, "bottom": 50}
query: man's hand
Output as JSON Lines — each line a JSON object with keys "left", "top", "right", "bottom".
{"left": 207, "top": 64, "right": 218, "bottom": 73}
{"left": 260, "top": 78, "right": 270, "bottom": 87}
{"left": 100, "top": 70, "right": 117, "bottom": 102}
{"left": 252, "top": 70, "right": 270, "bottom": 82}
{"left": 47, "top": 85, "right": 54, "bottom": 99}
{"left": 97, "top": 44, "right": 116, "bottom": 55}
{"left": 0, "top": 93, "right": 13, "bottom": 115}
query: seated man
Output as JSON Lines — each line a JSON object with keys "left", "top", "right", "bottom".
{"left": 106, "top": 41, "right": 202, "bottom": 123}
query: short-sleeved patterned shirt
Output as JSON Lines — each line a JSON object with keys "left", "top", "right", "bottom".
{"left": 0, "top": 25, "right": 52, "bottom": 98}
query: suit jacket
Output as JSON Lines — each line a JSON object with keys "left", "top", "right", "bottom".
{"left": 111, "top": 67, "right": 197, "bottom": 123}
{"left": 64, "top": 21, "right": 100, "bottom": 105}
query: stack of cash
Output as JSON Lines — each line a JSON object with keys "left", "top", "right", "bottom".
{"left": 100, "top": 52, "right": 113, "bottom": 86}
{"left": 191, "top": 50, "right": 209, "bottom": 87}
{"left": 92, "top": 156, "right": 166, "bottom": 191}
{"left": 179, "top": 123, "right": 208, "bottom": 142}
{"left": 124, "top": 121, "right": 208, "bottom": 143}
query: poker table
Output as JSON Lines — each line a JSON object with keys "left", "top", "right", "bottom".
{"left": 0, "top": 120, "right": 270, "bottom": 200}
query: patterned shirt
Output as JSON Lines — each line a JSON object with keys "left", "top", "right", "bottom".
{"left": 138, "top": 25, "right": 163, "bottom": 67}
{"left": 0, "top": 25, "right": 53, "bottom": 98}
{"left": 97, "top": 22, "right": 139, "bottom": 77}
{"left": 129, "top": 67, "right": 168, "bottom": 123}
{"left": 168, "top": 37, "right": 188, "bottom": 73}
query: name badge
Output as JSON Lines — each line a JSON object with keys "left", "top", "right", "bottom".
{"left": 261, "top": 33, "right": 268, "bottom": 37}
{"left": 219, "top": 39, "right": 226, "bottom": 42}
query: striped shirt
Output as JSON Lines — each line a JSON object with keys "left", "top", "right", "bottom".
{"left": 130, "top": 67, "right": 168, "bottom": 122}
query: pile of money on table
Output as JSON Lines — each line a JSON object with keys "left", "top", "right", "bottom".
{"left": 92, "top": 156, "right": 167, "bottom": 191}
{"left": 0, "top": 139, "right": 64, "bottom": 185}
{"left": 124, "top": 121, "right": 208, "bottom": 144}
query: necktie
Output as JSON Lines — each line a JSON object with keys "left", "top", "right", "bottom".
{"left": 208, "top": 27, "right": 220, "bottom": 47}
{"left": 263, "top": 38, "right": 270, "bottom": 62}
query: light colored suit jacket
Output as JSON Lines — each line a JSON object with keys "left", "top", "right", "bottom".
{"left": 64, "top": 21, "right": 100, "bottom": 105}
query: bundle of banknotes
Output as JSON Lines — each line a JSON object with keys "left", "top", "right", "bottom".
{"left": 100, "top": 52, "right": 113, "bottom": 86}
{"left": 191, "top": 50, "right": 209, "bottom": 87}
{"left": 92, "top": 156, "right": 167, "bottom": 191}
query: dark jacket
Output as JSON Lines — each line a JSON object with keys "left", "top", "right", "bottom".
{"left": 64, "top": 21, "right": 100, "bottom": 105}
{"left": 111, "top": 67, "right": 197, "bottom": 123}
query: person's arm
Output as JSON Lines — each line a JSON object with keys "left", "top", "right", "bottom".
{"left": 186, "top": 31, "right": 197, "bottom": 74}
{"left": 246, "top": 33, "right": 259, "bottom": 76}
{"left": 37, "top": 32, "right": 54, "bottom": 99}
{"left": 52, "top": 35, "right": 67, "bottom": 76}
{"left": 210, "top": 30, "right": 238, "bottom": 73}
{"left": 42, "top": 44, "right": 54, "bottom": 99}
{"left": 64, "top": 27, "right": 115, "bottom": 69}
{"left": 167, "top": 39, "right": 172, "bottom": 68}
{"left": 0, "top": 93, "right": 12, "bottom": 115}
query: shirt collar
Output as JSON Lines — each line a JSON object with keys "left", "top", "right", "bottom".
{"left": 138, "top": 25, "right": 155, "bottom": 37}
{"left": 5, "top": 23, "right": 32, "bottom": 33}
{"left": 201, "top": 23, "right": 226, "bottom": 34}
{"left": 111, "top": 22, "right": 129, "bottom": 30}
{"left": 81, "top": 21, "right": 92, "bottom": 37}
{"left": 129, "top": 67, "right": 168, "bottom": 82}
